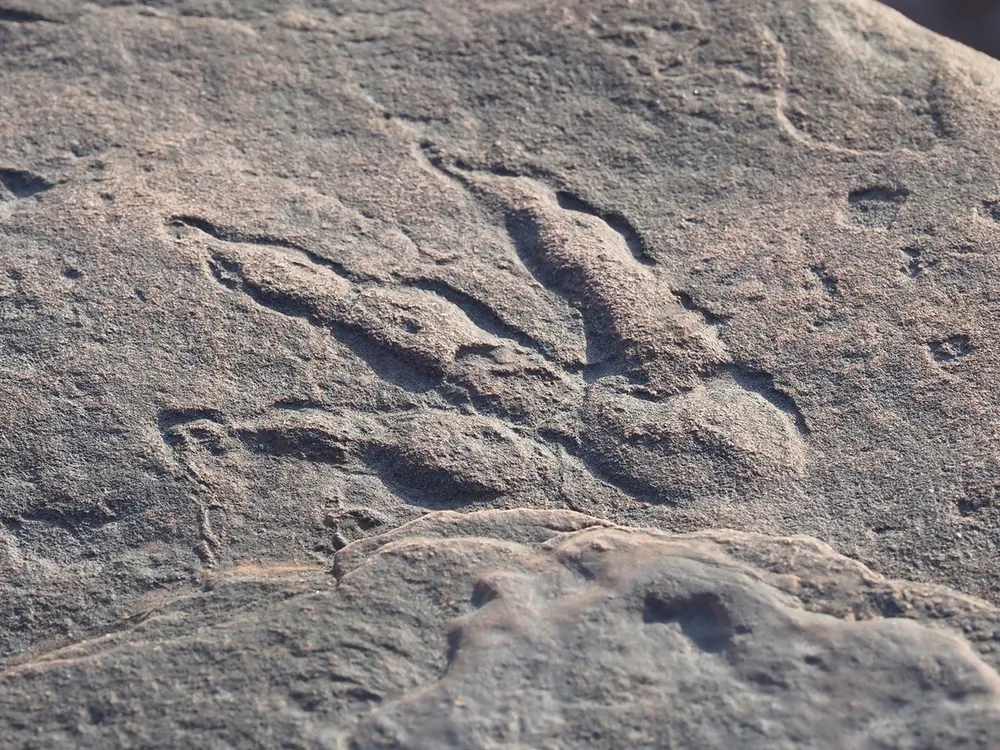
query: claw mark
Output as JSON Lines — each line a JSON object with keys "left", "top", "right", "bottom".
{"left": 202, "top": 246, "right": 440, "bottom": 392}
{"left": 721, "top": 365, "right": 810, "bottom": 435}
{"left": 554, "top": 191, "right": 655, "bottom": 266}
{"left": 402, "top": 277, "right": 555, "bottom": 360}
{"left": 170, "top": 216, "right": 363, "bottom": 282}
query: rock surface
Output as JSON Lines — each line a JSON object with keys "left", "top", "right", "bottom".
{"left": 3, "top": 509, "right": 1000, "bottom": 748}
{"left": 3, "top": 0, "right": 1000, "bottom": 744}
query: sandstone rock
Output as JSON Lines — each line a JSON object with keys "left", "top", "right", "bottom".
{"left": 3, "top": 0, "right": 1000, "bottom": 744}
{"left": 3, "top": 510, "right": 999, "bottom": 747}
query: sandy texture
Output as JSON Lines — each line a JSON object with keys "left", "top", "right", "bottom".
{"left": 2, "top": 509, "right": 1000, "bottom": 747}
{"left": 2, "top": 0, "right": 1000, "bottom": 744}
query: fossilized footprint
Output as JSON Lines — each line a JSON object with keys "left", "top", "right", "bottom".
{"left": 163, "top": 150, "right": 806, "bottom": 510}
{"left": 418, "top": 152, "right": 807, "bottom": 499}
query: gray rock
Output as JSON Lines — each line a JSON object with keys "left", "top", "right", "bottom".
{"left": 3, "top": 0, "right": 1000, "bottom": 744}
{"left": 3, "top": 510, "right": 1000, "bottom": 748}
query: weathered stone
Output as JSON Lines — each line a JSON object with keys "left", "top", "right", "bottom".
{"left": 3, "top": 510, "right": 1000, "bottom": 747}
{"left": 3, "top": 0, "right": 1000, "bottom": 744}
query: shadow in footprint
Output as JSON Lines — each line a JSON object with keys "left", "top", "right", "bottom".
{"left": 846, "top": 187, "right": 909, "bottom": 229}
{"left": 643, "top": 592, "right": 733, "bottom": 653}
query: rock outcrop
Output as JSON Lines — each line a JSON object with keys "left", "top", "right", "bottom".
{"left": 4, "top": 510, "right": 1000, "bottom": 747}
{"left": 3, "top": 0, "right": 1000, "bottom": 745}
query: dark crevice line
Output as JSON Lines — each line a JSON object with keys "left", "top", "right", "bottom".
{"left": 454, "top": 342, "right": 502, "bottom": 360}
{"left": 503, "top": 213, "right": 620, "bottom": 372}
{"left": 421, "top": 143, "right": 656, "bottom": 267}
{"left": 234, "top": 425, "right": 350, "bottom": 465}
{"left": 207, "top": 254, "right": 438, "bottom": 395}
{"left": 175, "top": 214, "right": 560, "bottom": 365}
{"left": 0, "top": 9, "right": 54, "bottom": 23}
{"left": 170, "top": 215, "right": 363, "bottom": 283}
{"left": 358, "top": 443, "right": 506, "bottom": 512}
{"left": 171, "top": 215, "right": 300, "bottom": 249}
{"left": 419, "top": 143, "right": 636, "bottom": 375}
{"left": 404, "top": 277, "right": 556, "bottom": 360}
{"left": 555, "top": 191, "right": 655, "bottom": 266}
{"left": 672, "top": 289, "right": 730, "bottom": 326}
{"left": 421, "top": 138, "right": 562, "bottom": 184}
{"left": 721, "top": 365, "right": 809, "bottom": 435}
{"left": 417, "top": 142, "right": 486, "bottom": 191}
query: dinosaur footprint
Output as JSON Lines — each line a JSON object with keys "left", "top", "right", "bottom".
{"left": 165, "top": 150, "right": 807, "bottom": 508}
{"left": 424, "top": 158, "right": 807, "bottom": 500}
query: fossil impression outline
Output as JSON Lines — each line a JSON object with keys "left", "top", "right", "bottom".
{"left": 161, "top": 147, "right": 808, "bottom": 548}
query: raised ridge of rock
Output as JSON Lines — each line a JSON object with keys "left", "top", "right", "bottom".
{"left": 2, "top": 510, "right": 999, "bottom": 748}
